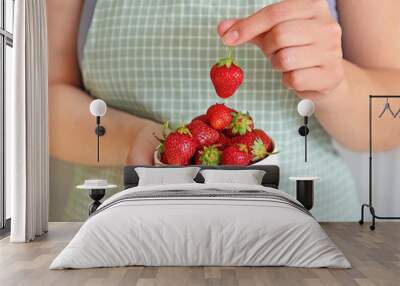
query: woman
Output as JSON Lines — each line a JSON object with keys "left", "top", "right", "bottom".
{"left": 47, "top": 0, "right": 400, "bottom": 221}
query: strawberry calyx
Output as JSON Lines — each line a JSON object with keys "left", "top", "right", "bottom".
{"left": 155, "top": 122, "right": 193, "bottom": 155}
{"left": 162, "top": 121, "right": 172, "bottom": 138}
{"left": 153, "top": 121, "right": 172, "bottom": 154}
{"left": 237, "top": 143, "right": 248, "bottom": 153}
{"left": 228, "top": 112, "right": 254, "bottom": 136}
{"left": 152, "top": 132, "right": 165, "bottom": 154}
{"left": 199, "top": 145, "right": 222, "bottom": 166}
{"left": 251, "top": 138, "right": 279, "bottom": 160}
{"left": 176, "top": 125, "right": 192, "bottom": 137}
{"left": 251, "top": 138, "right": 267, "bottom": 161}
{"left": 216, "top": 47, "right": 240, "bottom": 68}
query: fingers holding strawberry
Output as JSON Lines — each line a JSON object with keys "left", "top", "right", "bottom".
{"left": 217, "top": 0, "right": 344, "bottom": 98}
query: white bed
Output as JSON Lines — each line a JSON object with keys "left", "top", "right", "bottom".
{"left": 50, "top": 179, "right": 350, "bottom": 269}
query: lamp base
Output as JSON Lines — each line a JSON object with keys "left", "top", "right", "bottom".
{"left": 296, "top": 180, "right": 314, "bottom": 210}
{"left": 95, "top": 125, "right": 106, "bottom": 136}
{"left": 88, "top": 189, "right": 105, "bottom": 215}
{"left": 298, "top": 125, "right": 309, "bottom": 136}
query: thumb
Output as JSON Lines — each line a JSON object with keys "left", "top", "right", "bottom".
{"left": 217, "top": 18, "right": 261, "bottom": 47}
{"left": 217, "top": 19, "right": 239, "bottom": 37}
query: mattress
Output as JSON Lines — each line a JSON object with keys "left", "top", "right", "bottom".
{"left": 50, "top": 183, "right": 350, "bottom": 269}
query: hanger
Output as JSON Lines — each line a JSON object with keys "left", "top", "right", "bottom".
{"left": 378, "top": 98, "right": 396, "bottom": 118}
{"left": 394, "top": 107, "right": 400, "bottom": 118}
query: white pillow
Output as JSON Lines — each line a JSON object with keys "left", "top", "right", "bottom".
{"left": 200, "top": 169, "right": 266, "bottom": 185}
{"left": 135, "top": 167, "right": 200, "bottom": 186}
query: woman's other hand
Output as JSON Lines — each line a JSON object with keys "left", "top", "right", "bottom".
{"left": 217, "top": 0, "right": 344, "bottom": 99}
{"left": 125, "top": 120, "right": 162, "bottom": 165}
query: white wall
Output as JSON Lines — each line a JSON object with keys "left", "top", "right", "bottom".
{"left": 337, "top": 145, "right": 400, "bottom": 219}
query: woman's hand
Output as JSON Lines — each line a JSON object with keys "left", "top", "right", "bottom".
{"left": 217, "top": 0, "right": 345, "bottom": 98}
{"left": 125, "top": 120, "right": 162, "bottom": 165}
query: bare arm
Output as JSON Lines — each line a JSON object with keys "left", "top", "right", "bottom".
{"left": 47, "top": 0, "right": 160, "bottom": 166}
{"left": 314, "top": 0, "right": 400, "bottom": 151}
{"left": 218, "top": 0, "right": 400, "bottom": 152}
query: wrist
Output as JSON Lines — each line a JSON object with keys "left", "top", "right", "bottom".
{"left": 312, "top": 60, "right": 353, "bottom": 109}
{"left": 313, "top": 78, "right": 350, "bottom": 107}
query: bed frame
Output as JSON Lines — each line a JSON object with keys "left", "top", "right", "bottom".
{"left": 123, "top": 165, "right": 280, "bottom": 189}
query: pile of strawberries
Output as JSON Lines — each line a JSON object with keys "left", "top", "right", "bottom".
{"left": 157, "top": 103, "right": 275, "bottom": 166}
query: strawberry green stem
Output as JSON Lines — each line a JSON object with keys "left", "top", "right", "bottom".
{"left": 217, "top": 46, "right": 239, "bottom": 68}
{"left": 226, "top": 46, "right": 232, "bottom": 59}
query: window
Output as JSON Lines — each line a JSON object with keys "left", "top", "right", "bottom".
{"left": 0, "top": 0, "right": 14, "bottom": 233}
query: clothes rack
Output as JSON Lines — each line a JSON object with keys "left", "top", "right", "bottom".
{"left": 359, "top": 95, "right": 400, "bottom": 230}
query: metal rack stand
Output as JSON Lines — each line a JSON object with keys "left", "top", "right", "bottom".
{"left": 359, "top": 95, "right": 400, "bottom": 230}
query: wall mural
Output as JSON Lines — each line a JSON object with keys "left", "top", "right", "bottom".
{"left": 48, "top": 0, "right": 394, "bottom": 222}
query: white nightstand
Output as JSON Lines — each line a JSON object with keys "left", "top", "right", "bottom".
{"left": 289, "top": 177, "right": 320, "bottom": 210}
{"left": 77, "top": 180, "right": 117, "bottom": 215}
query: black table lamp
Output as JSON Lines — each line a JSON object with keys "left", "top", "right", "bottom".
{"left": 89, "top": 99, "right": 107, "bottom": 162}
{"left": 297, "top": 99, "right": 315, "bottom": 162}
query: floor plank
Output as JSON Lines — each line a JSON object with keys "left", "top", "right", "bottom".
{"left": 0, "top": 222, "right": 399, "bottom": 286}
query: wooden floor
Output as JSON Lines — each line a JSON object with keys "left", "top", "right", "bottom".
{"left": 0, "top": 222, "right": 399, "bottom": 286}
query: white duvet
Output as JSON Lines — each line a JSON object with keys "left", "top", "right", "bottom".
{"left": 50, "top": 183, "right": 350, "bottom": 269}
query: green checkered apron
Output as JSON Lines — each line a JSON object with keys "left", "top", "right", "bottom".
{"left": 53, "top": 0, "right": 359, "bottom": 221}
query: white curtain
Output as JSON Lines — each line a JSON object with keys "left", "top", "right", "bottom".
{"left": 8, "top": 0, "right": 49, "bottom": 242}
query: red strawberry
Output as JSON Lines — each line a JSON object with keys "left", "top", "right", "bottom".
{"left": 221, "top": 144, "right": 252, "bottom": 166}
{"left": 225, "top": 111, "right": 254, "bottom": 137}
{"left": 194, "top": 145, "right": 222, "bottom": 166}
{"left": 163, "top": 126, "right": 198, "bottom": 166}
{"left": 192, "top": 114, "right": 208, "bottom": 123}
{"left": 210, "top": 48, "right": 244, "bottom": 99}
{"left": 206, "top": 103, "right": 233, "bottom": 130}
{"left": 235, "top": 131, "right": 269, "bottom": 162}
{"left": 188, "top": 119, "right": 219, "bottom": 146}
{"left": 160, "top": 152, "right": 167, "bottom": 164}
{"left": 229, "top": 107, "right": 237, "bottom": 114}
{"left": 253, "top": 129, "right": 274, "bottom": 153}
{"left": 215, "top": 132, "right": 229, "bottom": 149}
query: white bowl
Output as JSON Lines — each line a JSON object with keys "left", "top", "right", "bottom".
{"left": 153, "top": 144, "right": 279, "bottom": 166}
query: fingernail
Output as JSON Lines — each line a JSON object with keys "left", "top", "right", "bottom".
{"left": 222, "top": 30, "right": 239, "bottom": 45}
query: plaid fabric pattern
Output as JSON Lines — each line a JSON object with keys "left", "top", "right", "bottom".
{"left": 58, "top": 0, "right": 358, "bottom": 221}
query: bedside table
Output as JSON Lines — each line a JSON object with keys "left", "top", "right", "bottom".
{"left": 289, "top": 177, "right": 320, "bottom": 210}
{"left": 77, "top": 180, "right": 117, "bottom": 215}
